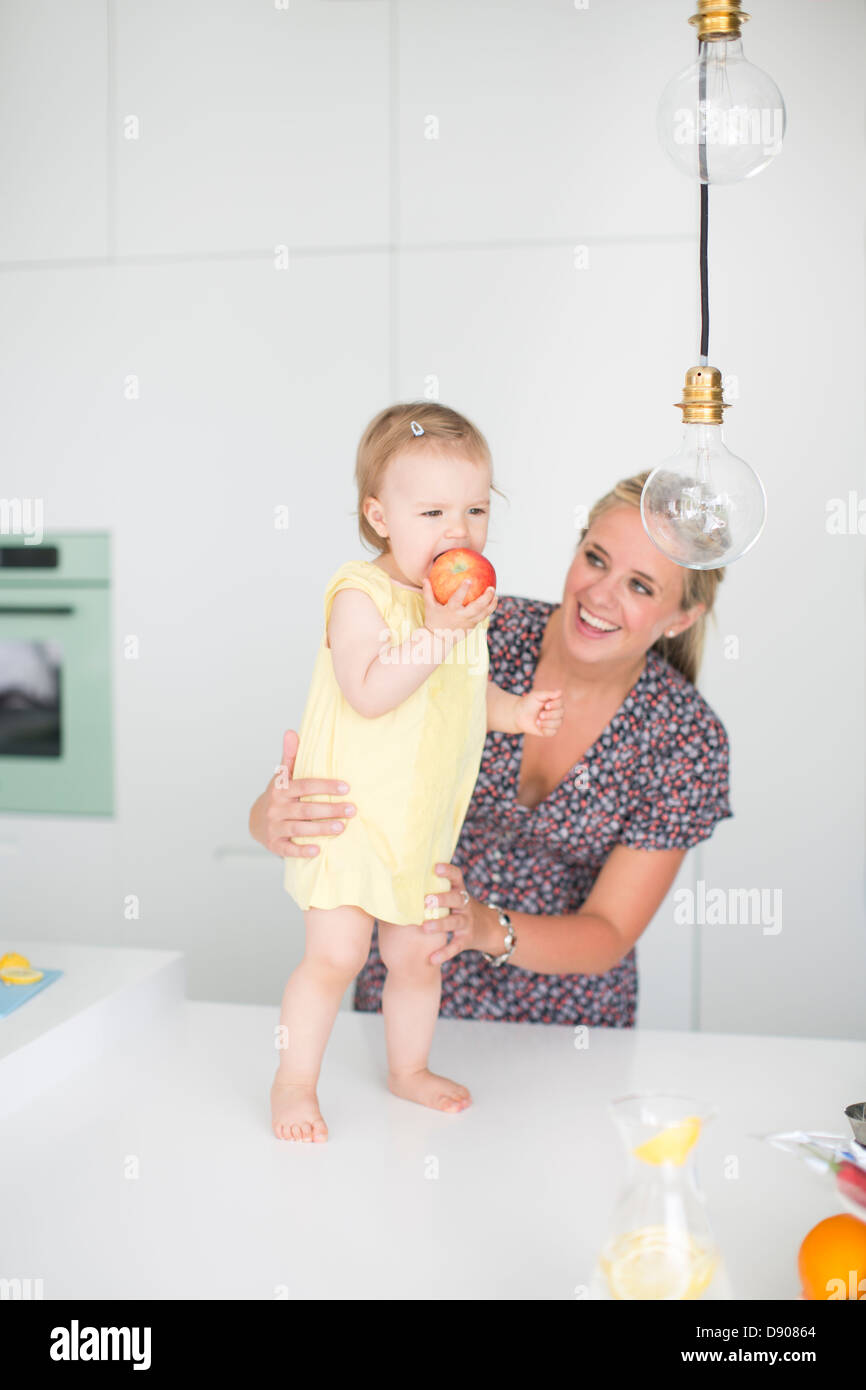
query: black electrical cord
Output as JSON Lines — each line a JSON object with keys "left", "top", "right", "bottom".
{"left": 699, "top": 184, "right": 709, "bottom": 359}
{"left": 698, "top": 47, "right": 709, "bottom": 359}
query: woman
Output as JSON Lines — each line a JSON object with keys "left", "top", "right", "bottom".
{"left": 249, "top": 472, "right": 732, "bottom": 1026}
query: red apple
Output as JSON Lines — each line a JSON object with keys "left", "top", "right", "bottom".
{"left": 428, "top": 548, "right": 496, "bottom": 606}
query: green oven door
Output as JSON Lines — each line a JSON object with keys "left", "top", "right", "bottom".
{"left": 0, "top": 533, "right": 113, "bottom": 815}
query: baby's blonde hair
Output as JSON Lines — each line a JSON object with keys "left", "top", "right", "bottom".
{"left": 354, "top": 401, "right": 506, "bottom": 554}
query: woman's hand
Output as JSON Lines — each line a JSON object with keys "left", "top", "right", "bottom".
{"left": 421, "top": 862, "right": 501, "bottom": 965}
{"left": 514, "top": 688, "right": 564, "bottom": 738}
{"left": 248, "top": 730, "right": 355, "bottom": 857}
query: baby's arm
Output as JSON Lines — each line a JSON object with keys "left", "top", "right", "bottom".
{"left": 488, "top": 680, "right": 565, "bottom": 737}
{"left": 487, "top": 681, "right": 520, "bottom": 734}
{"left": 328, "top": 582, "right": 492, "bottom": 718}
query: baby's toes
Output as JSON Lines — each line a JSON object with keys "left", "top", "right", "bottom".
{"left": 440, "top": 1089, "right": 467, "bottom": 1109}
{"left": 311, "top": 1118, "right": 328, "bottom": 1142}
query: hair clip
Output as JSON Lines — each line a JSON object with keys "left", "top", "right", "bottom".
{"left": 410, "top": 420, "right": 425, "bottom": 436}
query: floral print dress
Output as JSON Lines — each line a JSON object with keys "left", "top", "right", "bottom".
{"left": 353, "top": 593, "right": 733, "bottom": 1026}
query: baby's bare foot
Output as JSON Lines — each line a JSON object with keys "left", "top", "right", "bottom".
{"left": 270, "top": 1071, "right": 328, "bottom": 1142}
{"left": 387, "top": 1067, "right": 472, "bottom": 1113}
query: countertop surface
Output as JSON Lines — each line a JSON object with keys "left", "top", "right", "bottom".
{"left": 0, "top": 941, "right": 183, "bottom": 1058}
{"left": 1, "top": 1001, "right": 861, "bottom": 1300}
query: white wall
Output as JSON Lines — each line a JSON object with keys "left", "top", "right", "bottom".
{"left": 1, "top": 0, "right": 863, "bottom": 1039}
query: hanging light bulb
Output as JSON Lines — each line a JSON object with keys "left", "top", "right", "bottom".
{"left": 658, "top": 0, "right": 786, "bottom": 184}
{"left": 641, "top": 367, "right": 766, "bottom": 570}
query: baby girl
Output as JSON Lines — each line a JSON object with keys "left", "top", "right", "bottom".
{"left": 275, "top": 401, "right": 564, "bottom": 1141}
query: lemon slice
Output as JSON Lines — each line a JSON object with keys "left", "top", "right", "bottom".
{"left": 0, "top": 952, "right": 31, "bottom": 970}
{"left": 602, "top": 1227, "right": 717, "bottom": 1300}
{"left": 632, "top": 1114, "right": 702, "bottom": 1165}
{"left": 0, "top": 962, "right": 43, "bottom": 985}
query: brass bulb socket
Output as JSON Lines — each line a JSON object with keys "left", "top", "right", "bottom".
{"left": 674, "top": 365, "right": 731, "bottom": 425}
{"left": 688, "top": 0, "right": 750, "bottom": 40}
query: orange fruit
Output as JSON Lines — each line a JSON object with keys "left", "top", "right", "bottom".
{"left": 798, "top": 1213, "right": 866, "bottom": 1300}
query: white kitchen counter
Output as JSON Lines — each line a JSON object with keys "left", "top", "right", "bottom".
{"left": 0, "top": 999, "right": 861, "bottom": 1300}
{"left": 0, "top": 941, "right": 185, "bottom": 1122}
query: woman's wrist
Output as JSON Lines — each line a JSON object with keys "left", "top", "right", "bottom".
{"left": 478, "top": 906, "right": 621, "bottom": 976}
{"left": 480, "top": 900, "right": 511, "bottom": 957}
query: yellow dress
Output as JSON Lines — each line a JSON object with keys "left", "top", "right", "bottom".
{"left": 284, "top": 559, "right": 490, "bottom": 926}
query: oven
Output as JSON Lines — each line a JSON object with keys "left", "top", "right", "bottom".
{"left": 0, "top": 532, "right": 113, "bottom": 815}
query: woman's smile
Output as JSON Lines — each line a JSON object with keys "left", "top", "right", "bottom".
{"left": 575, "top": 600, "right": 621, "bottom": 638}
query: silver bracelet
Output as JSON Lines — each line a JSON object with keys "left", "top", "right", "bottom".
{"left": 480, "top": 899, "right": 517, "bottom": 967}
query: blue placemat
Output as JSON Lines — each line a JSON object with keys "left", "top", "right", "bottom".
{"left": 0, "top": 969, "right": 63, "bottom": 1019}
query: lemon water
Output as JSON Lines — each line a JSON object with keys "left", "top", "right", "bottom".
{"left": 600, "top": 1225, "right": 718, "bottom": 1300}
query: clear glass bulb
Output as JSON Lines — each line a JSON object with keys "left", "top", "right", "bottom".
{"left": 658, "top": 38, "right": 786, "bottom": 183}
{"left": 641, "top": 422, "right": 767, "bottom": 569}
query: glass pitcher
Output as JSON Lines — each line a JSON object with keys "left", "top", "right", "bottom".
{"left": 591, "top": 1091, "right": 731, "bottom": 1300}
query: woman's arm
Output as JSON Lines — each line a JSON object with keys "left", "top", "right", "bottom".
{"left": 329, "top": 579, "right": 496, "bottom": 719}
{"left": 429, "top": 845, "right": 687, "bottom": 972}
{"left": 490, "top": 845, "right": 687, "bottom": 973}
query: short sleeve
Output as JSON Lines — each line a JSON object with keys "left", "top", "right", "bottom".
{"left": 323, "top": 561, "right": 393, "bottom": 629}
{"left": 618, "top": 712, "right": 733, "bottom": 851}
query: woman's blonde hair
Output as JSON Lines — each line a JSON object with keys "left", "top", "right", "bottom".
{"left": 578, "top": 471, "right": 725, "bottom": 687}
{"left": 354, "top": 401, "right": 506, "bottom": 554}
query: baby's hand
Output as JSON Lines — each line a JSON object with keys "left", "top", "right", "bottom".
{"left": 421, "top": 575, "right": 497, "bottom": 640}
{"left": 514, "top": 688, "right": 564, "bottom": 738}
